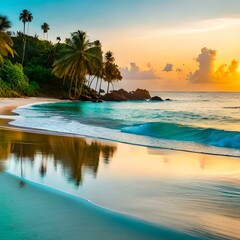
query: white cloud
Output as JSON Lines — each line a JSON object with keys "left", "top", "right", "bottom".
{"left": 120, "top": 62, "right": 160, "bottom": 80}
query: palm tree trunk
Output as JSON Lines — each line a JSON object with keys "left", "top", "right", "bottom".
{"left": 21, "top": 22, "right": 26, "bottom": 65}
{"left": 89, "top": 76, "right": 96, "bottom": 88}
{"left": 74, "top": 78, "right": 79, "bottom": 100}
{"left": 95, "top": 77, "right": 99, "bottom": 91}
{"left": 21, "top": 37, "right": 26, "bottom": 65}
{"left": 78, "top": 80, "right": 84, "bottom": 99}
{"left": 107, "top": 82, "right": 110, "bottom": 94}
{"left": 98, "top": 78, "right": 103, "bottom": 98}
{"left": 111, "top": 82, "right": 114, "bottom": 92}
{"left": 69, "top": 77, "right": 73, "bottom": 99}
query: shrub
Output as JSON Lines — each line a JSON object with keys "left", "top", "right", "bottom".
{"left": 0, "top": 59, "right": 29, "bottom": 94}
{"left": 24, "top": 64, "right": 52, "bottom": 84}
{"left": 27, "top": 81, "right": 40, "bottom": 96}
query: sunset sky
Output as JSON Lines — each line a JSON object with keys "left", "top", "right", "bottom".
{"left": 2, "top": 0, "right": 240, "bottom": 91}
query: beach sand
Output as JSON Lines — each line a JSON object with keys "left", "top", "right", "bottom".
{"left": 0, "top": 98, "right": 200, "bottom": 240}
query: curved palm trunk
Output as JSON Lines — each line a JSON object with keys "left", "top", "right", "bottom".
{"left": 89, "top": 76, "right": 96, "bottom": 88}
{"left": 95, "top": 77, "right": 99, "bottom": 91}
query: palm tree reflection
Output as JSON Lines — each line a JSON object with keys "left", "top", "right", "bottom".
{"left": 0, "top": 129, "right": 117, "bottom": 186}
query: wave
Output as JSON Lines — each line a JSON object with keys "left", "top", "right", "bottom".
{"left": 121, "top": 122, "right": 240, "bottom": 149}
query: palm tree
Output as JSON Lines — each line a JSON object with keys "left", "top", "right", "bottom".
{"left": 56, "top": 36, "right": 61, "bottom": 43}
{"left": 0, "top": 16, "right": 11, "bottom": 31}
{"left": 104, "top": 51, "right": 122, "bottom": 93}
{"left": 27, "top": 12, "right": 33, "bottom": 35}
{"left": 19, "top": 9, "right": 32, "bottom": 65}
{"left": 41, "top": 22, "right": 50, "bottom": 40}
{"left": 52, "top": 30, "right": 103, "bottom": 99}
{"left": 0, "top": 16, "right": 15, "bottom": 65}
{"left": 19, "top": 9, "right": 30, "bottom": 35}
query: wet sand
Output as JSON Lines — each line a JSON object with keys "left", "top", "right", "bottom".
{"left": 1, "top": 172, "right": 197, "bottom": 240}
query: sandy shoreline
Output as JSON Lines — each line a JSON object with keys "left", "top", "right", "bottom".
{"left": 0, "top": 97, "right": 64, "bottom": 117}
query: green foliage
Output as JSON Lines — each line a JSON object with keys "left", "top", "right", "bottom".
{"left": 27, "top": 81, "right": 40, "bottom": 96}
{"left": 52, "top": 30, "right": 103, "bottom": 99}
{"left": 24, "top": 64, "right": 52, "bottom": 84}
{"left": 0, "top": 77, "right": 13, "bottom": 97}
{"left": 0, "top": 59, "right": 29, "bottom": 96}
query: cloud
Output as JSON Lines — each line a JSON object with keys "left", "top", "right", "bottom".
{"left": 162, "top": 63, "right": 174, "bottom": 72}
{"left": 188, "top": 47, "right": 239, "bottom": 84}
{"left": 120, "top": 62, "right": 160, "bottom": 80}
{"left": 187, "top": 47, "right": 216, "bottom": 83}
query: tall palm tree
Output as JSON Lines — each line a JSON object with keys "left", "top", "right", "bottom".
{"left": 19, "top": 9, "right": 29, "bottom": 35}
{"left": 41, "top": 22, "right": 50, "bottom": 40}
{"left": 0, "top": 15, "right": 15, "bottom": 65}
{"left": 52, "top": 30, "right": 103, "bottom": 99}
{"left": 27, "top": 12, "right": 33, "bottom": 35}
{"left": 19, "top": 9, "right": 32, "bottom": 65}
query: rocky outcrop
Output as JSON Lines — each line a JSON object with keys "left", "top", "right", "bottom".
{"left": 101, "top": 88, "right": 151, "bottom": 101}
{"left": 129, "top": 88, "right": 151, "bottom": 100}
{"left": 101, "top": 92, "right": 128, "bottom": 101}
{"left": 149, "top": 96, "right": 163, "bottom": 101}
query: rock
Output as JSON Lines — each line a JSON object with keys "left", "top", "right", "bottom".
{"left": 129, "top": 88, "right": 151, "bottom": 100}
{"left": 165, "top": 98, "right": 171, "bottom": 101}
{"left": 113, "top": 89, "right": 131, "bottom": 99}
{"left": 101, "top": 88, "right": 151, "bottom": 101}
{"left": 150, "top": 96, "right": 163, "bottom": 101}
{"left": 101, "top": 92, "right": 128, "bottom": 101}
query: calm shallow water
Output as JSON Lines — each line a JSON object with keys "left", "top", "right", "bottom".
{"left": 0, "top": 129, "right": 239, "bottom": 240}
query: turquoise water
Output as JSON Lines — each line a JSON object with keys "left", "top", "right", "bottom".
{"left": 11, "top": 92, "right": 240, "bottom": 157}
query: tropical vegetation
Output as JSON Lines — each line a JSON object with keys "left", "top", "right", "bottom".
{"left": 0, "top": 11, "right": 122, "bottom": 99}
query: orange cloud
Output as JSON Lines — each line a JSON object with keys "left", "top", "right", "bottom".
{"left": 187, "top": 47, "right": 240, "bottom": 86}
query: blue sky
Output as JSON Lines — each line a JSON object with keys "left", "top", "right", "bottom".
{"left": 2, "top": 0, "right": 240, "bottom": 91}
{"left": 3, "top": 0, "right": 240, "bottom": 38}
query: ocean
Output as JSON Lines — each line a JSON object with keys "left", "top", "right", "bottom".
{"left": 11, "top": 92, "right": 240, "bottom": 157}
{"left": 2, "top": 92, "right": 240, "bottom": 239}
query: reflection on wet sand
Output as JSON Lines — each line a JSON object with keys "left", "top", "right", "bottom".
{"left": 0, "top": 128, "right": 117, "bottom": 185}
{"left": 1, "top": 127, "right": 240, "bottom": 240}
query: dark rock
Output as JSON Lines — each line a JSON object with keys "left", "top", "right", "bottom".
{"left": 165, "top": 98, "right": 171, "bottom": 101}
{"left": 130, "top": 88, "right": 151, "bottom": 100}
{"left": 150, "top": 96, "right": 163, "bottom": 101}
{"left": 100, "top": 88, "right": 153, "bottom": 101}
{"left": 101, "top": 92, "right": 128, "bottom": 101}
{"left": 113, "top": 89, "right": 131, "bottom": 99}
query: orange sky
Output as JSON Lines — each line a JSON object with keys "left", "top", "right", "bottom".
{"left": 3, "top": 0, "right": 240, "bottom": 91}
